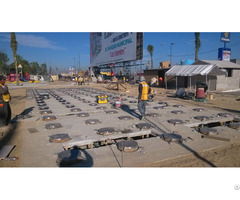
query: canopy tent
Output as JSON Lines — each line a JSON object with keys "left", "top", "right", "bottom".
{"left": 165, "top": 65, "right": 228, "bottom": 90}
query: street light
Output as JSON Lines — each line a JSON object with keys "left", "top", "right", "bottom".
{"left": 170, "top": 43, "right": 174, "bottom": 67}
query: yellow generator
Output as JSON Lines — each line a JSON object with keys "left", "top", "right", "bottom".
{"left": 97, "top": 95, "right": 108, "bottom": 104}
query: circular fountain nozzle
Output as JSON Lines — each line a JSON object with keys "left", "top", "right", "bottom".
{"left": 105, "top": 110, "right": 118, "bottom": 114}
{"left": 71, "top": 108, "right": 82, "bottom": 112}
{"left": 136, "top": 123, "right": 153, "bottom": 130}
{"left": 39, "top": 106, "right": 49, "bottom": 110}
{"left": 56, "top": 149, "right": 84, "bottom": 167}
{"left": 153, "top": 105, "right": 166, "bottom": 110}
{"left": 96, "top": 106, "right": 107, "bottom": 110}
{"left": 97, "top": 127, "right": 116, "bottom": 135}
{"left": 167, "top": 119, "right": 184, "bottom": 125}
{"left": 194, "top": 116, "right": 209, "bottom": 121}
{"left": 89, "top": 103, "right": 97, "bottom": 106}
{"left": 193, "top": 108, "right": 206, "bottom": 112}
{"left": 42, "top": 115, "right": 57, "bottom": 121}
{"left": 85, "top": 119, "right": 101, "bottom": 125}
{"left": 77, "top": 112, "right": 90, "bottom": 117}
{"left": 162, "top": 133, "right": 183, "bottom": 143}
{"left": 218, "top": 113, "right": 232, "bottom": 117}
{"left": 158, "top": 101, "right": 168, "bottom": 106}
{"left": 40, "top": 110, "right": 52, "bottom": 115}
{"left": 45, "top": 123, "right": 63, "bottom": 129}
{"left": 38, "top": 103, "right": 47, "bottom": 106}
{"left": 129, "top": 100, "right": 137, "bottom": 103}
{"left": 117, "top": 140, "right": 139, "bottom": 152}
{"left": 199, "top": 127, "right": 218, "bottom": 135}
{"left": 36, "top": 100, "right": 45, "bottom": 103}
{"left": 173, "top": 105, "right": 184, "bottom": 108}
{"left": 49, "top": 133, "right": 71, "bottom": 143}
{"left": 146, "top": 113, "right": 160, "bottom": 117}
{"left": 171, "top": 110, "right": 184, "bottom": 115}
{"left": 118, "top": 116, "right": 134, "bottom": 120}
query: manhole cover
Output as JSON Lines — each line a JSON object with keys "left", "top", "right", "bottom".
{"left": 89, "top": 103, "right": 97, "bottom": 106}
{"left": 167, "top": 119, "right": 184, "bottom": 125}
{"left": 146, "top": 113, "right": 160, "bottom": 117}
{"left": 49, "top": 133, "right": 71, "bottom": 143}
{"left": 105, "top": 110, "right": 118, "bottom": 114}
{"left": 96, "top": 106, "right": 107, "bottom": 110}
{"left": 199, "top": 127, "right": 218, "bottom": 135}
{"left": 71, "top": 108, "right": 82, "bottom": 112}
{"left": 136, "top": 123, "right": 153, "bottom": 129}
{"left": 173, "top": 105, "right": 184, "bottom": 108}
{"left": 77, "top": 112, "right": 90, "bottom": 117}
{"left": 193, "top": 108, "right": 206, "bottom": 112}
{"left": 153, "top": 106, "right": 166, "bottom": 110}
{"left": 218, "top": 113, "right": 232, "bottom": 117}
{"left": 97, "top": 127, "right": 116, "bottom": 135}
{"left": 171, "top": 110, "right": 184, "bottom": 114}
{"left": 45, "top": 123, "right": 63, "bottom": 129}
{"left": 118, "top": 116, "right": 134, "bottom": 120}
{"left": 194, "top": 116, "right": 209, "bottom": 121}
{"left": 38, "top": 103, "right": 47, "bottom": 106}
{"left": 66, "top": 104, "right": 75, "bottom": 108}
{"left": 85, "top": 119, "right": 101, "bottom": 125}
{"left": 40, "top": 110, "right": 52, "bottom": 115}
{"left": 42, "top": 115, "right": 57, "bottom": 121}
{"left": 39, "top": 106, "right": 49, "bottom": 110}
{"left": 56, "top": 149, "right": 84, "bottom": 167}
{"left": 117, "top": 140, "right": 139, "bottom": 152}
{"left": 162, "top": 133, "right": 183, "bottom": 143}
{"left": 229, "top": 122, "right": 240, "bottom": 130}
{"left": 121, "top": 129, "right": 133, "bottom": 134}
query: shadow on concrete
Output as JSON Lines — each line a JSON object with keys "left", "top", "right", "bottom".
{"left": 212, "top": 107, "right": 240, "bottom": 115}
{"left": 144, "top": 118, "right": 217, "bottom": 167}
{"left": 11, "top": 106, "right": 35, "bottom": 122}
{"left": 121, "top": 104, "right": 141, "bottom": 119}
{"left": 58, "top": 146, "right": 94, "bottom": 167}
{"left": 0, "top": 122, "right": 19, "bottom": 148}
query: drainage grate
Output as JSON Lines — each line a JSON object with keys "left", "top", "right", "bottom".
{"left": 218, "top": 113, "right": 232, "bottom": 117}
{"left": 105, "top": 110, "right": 118, "bottom": 114}
{"left": 42, "top": 115, "right": 57, "bottom": 121}
{"left": 193, "top": 108, "right": 206, "bottom": 112}
{"left": 97, "top": 127, "right": 116, "bottom": 135}
{"left": 194, "top": 116, "right": 210, "bottom": 121}
{"left": 77, "top": 113, "right": 90, "bottom": 117}
{"left": 85, "top": 119, "right": 101, "bottom": 125}
{"left": 117, "top": 140, "right": 139, "bottom": 152}
{"left": 118, "top": 116, "right": 134, "bottom": 120}
{"left": 56, "top": 149, "right": 84, "bottom": 167}
{"left": 162, "top": 133, "right": 183, "bottom": 143}
{"left": 45, "top": 123, "right": 63, "bottom": 129}
{"left": 167, "top": 119, "right": 184, "bottom": 125}
{"left": 49, "top": 133, "right": 71, "bottom": 143}
{"left": 229, "top": 122, "right": 240, "bottom": 130}
{"left": 146, "top": 113, "right": 160, "bottom": 117}
{"left": 199, "top": 127, "right": 218, "bottom": 135}
{"left": 40, "top": 110, "right": 52, "bottom": 115}
{"left": 171, "top": 110, "right": 184, "bottom": 115}
{"left": 136, "top": 123, "right": 153, "bottom": 130}
{"left": 71, "top": 108, "right": 82, "bottom": 112}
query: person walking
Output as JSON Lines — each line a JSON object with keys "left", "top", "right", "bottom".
{"left": 138, "top": 76, "right": 151, "bottom": 120}
{"left": 0, "top": 75, "right": 11, "bottom": 126}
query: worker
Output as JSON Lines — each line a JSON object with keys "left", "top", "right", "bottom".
{"left": 0, "top": 75, "right": 11, "bottom": 126}
{"left": 138, "top": 76, "right": 151, "bottom": 120}
{"left": 159, "top": 76, "right": 163, "bottom": 87}
{"left": 148, "top": 88, "right": 156, "bottom": 100}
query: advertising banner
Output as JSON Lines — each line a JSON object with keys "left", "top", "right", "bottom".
{"left": 90, "top": 32, "right": 138, "bottom": 66}
{"left": 218, "top": 48, "right": 231, "bottom": 61}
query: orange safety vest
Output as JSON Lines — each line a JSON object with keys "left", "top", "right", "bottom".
{"left": 140, "top": 81, "right": 149, "bottom": 100}
{"left": 0, "top": 84, "right": 11, "bottom": 102}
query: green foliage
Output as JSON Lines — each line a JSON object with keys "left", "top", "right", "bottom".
{"left": 195, "top": 32, "right": 201, "bottom": 61}
{"left": 0, "top": 51, "right": 9, "bottom": 74}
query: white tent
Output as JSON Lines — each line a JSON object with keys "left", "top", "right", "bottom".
{"left": 165, "top": 65, "right": 228, "bottom": 90}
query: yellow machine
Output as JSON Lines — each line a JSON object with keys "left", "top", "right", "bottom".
{"left": 97, "top": 95, "right": 108, "bottom": 104}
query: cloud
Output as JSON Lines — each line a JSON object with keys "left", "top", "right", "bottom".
{"left": 0, "top": 33, "right": 66, "bottom": 50}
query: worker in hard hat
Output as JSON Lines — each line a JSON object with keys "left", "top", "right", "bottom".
{"left": 138, "top": 76, "right": 151, "bottom": 120}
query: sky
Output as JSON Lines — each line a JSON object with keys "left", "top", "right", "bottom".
{"left": 1, "top": 32, "right": 240, "bottom": 73}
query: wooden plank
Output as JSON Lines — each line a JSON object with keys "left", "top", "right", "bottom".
{"left": 63, "top": 130, "right": 152, "bottom": 149}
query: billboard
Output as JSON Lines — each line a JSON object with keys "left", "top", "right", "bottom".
{"left": 218, "top": 48, "right": 231, "bottom": 61}
{"left": 90, "top": 32, "right": 143, "bottom": 66}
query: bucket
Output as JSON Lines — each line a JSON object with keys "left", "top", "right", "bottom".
{"left": 115, "top": 101, "right": 121, "bottom": 108}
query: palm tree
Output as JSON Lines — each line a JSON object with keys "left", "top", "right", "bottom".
{"left": 147, "top": 45, "right": 154, "bottom": 69}
{"left": 195, "top": 32, "right": 201, "bottom": 62}
{"left": 11, "top": 32, "right": 19, "bottom": 85}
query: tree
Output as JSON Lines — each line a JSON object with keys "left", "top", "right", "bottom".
{"left": 30, "top": 62, "right": 41, "bottom": 74}
{"left": 195, "top": 32, "right": 201, "bottom": 62}
{"left": 0, "top": 51, "right": 9, "bottom": 74}
{"left": 11, "top": 32, "right": 19, "bottom": 85}
{"left": 40, "top": 63, "right": 47, "bottom": 75}
{"left": 147, "top": 45, "right": 154, "bottom": 69}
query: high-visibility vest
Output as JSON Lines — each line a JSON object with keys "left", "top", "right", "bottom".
{"left": 140, "top": 81, "right": 149, "bottom": 100}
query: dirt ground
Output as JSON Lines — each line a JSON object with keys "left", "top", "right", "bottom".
{"left": 0, "top": 81, "right": 240, "bottom": 167}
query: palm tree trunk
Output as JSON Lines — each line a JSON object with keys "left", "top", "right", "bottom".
{"left": 14, "top": 56, "right": 19, "bottom": 85}
{"left": 151, "top": 56, "right": 153, "bottom": 69}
